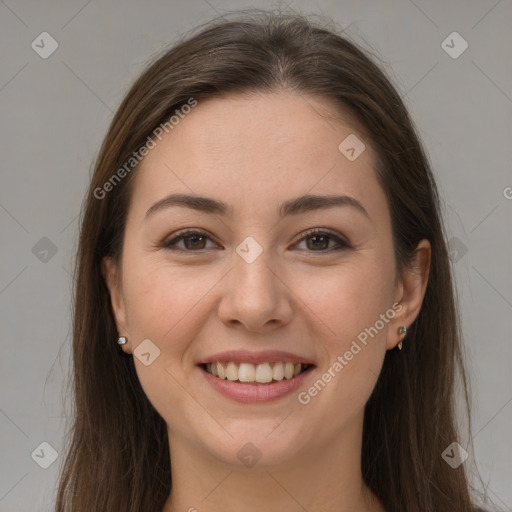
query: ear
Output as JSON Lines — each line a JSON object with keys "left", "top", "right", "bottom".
{"left": 102, "top": 256, "right": 131, "bottom": 353}
{"left": 386, "top": 239, "right": 431, "bottom": 350}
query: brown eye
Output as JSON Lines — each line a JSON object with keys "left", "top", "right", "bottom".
{"left": 295, "top": 229, "right": 350, "bottom": 252}
{"left": 163, "top": 230, "right": 217, "bottom": 251}
{"left": 182, "top": 235, "right": 207, "bottom": 250}
{"left": 162, "top": 228, "right": 350, "bottom": 253}
{"left": 305, "top": 234, "right": 330, "bottom": 251}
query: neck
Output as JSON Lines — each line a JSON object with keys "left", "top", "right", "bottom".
{"left": 162, "top": 413, "right": 385, "bottom": 512}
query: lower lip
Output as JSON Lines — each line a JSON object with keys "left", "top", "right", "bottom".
{"left": 199, "top": 365, "right": 315, "bottom": 403}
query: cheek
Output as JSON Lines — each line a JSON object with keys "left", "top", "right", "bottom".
{"left": 294, "top": 256, "right": 393, "bottom": 347}
{"left": 121, "top": 254, "right": 219, "bottom": 423}
{"left": 291, "top": 256, "right": 392, "bottom": 419}
{"left": 123, "top": 253, "right": 217, "bottom": 343}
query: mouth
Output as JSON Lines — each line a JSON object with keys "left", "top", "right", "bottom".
{"left": 199, "top": 361, "right": 315, "bottom": 385}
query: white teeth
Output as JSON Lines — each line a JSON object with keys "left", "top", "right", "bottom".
{"left": 205, "top": 361, "right": 310, "bottom": 383}
{"left": 272, "top": 362, "right": 284, "bottom": 381}
{"left": 255, "top": 363, "right": 273, "bottom": 383}
{"left": 238, "top": 362, "right": 255, "bottom": 382}
{"left": 226, "top": 362, "right": 238, "bottom": 381}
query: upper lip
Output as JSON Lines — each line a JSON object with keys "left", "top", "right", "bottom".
{"left": 197, "top": 350, "right": 316, "bottom": 366}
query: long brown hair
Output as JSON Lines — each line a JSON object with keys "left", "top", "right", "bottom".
{"left": 56, "top": 9, "right": 487, "bottom": 511}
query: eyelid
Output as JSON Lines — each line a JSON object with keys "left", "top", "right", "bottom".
{"left": 293, "top": 227, "right": 351, "bottom": 250}
{"left": 162, "top": 228, "right": 220, "bottom": 251}
{"left": 162, "top": 227, "right": 351, "bottom": 252}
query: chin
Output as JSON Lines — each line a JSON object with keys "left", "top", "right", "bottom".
{"left": 195, "top": 420, "right": 312, "bottom": 469}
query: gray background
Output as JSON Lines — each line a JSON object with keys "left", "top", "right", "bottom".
{"left": 0, "top": 0, "right": 511, "bottom": 510}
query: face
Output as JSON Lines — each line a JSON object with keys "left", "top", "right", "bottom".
{"left": 103, "top": 91, "right": 429, "bottom": 469}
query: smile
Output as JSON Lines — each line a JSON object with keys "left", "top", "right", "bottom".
{"left": 202, "top": 361, "right": 312, "bottom": 384}
{"left": 199, "top": 361, "right": 315, "bottom": 403}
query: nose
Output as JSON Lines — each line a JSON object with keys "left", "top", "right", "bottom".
{"left": 217, "top": 244, "right": 294, "bottom": 333}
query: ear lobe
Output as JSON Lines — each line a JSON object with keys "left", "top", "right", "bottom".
{"left": 101, "top": 257, "right": 129, "bottom": 342}
{"left": 386, "top": 239, "right": 431, "bottom": 350}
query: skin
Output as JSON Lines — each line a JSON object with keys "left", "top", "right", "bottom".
{"left": 103, "top": 91, "right": 431, "bottom": 512}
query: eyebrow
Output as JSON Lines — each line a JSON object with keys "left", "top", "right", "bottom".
{"left": 145, "top": 193, "right": 370, "bottom": 221}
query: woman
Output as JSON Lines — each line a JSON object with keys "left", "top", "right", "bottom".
{"left": 55, "top": 9, "right": 489, "bottom": 512}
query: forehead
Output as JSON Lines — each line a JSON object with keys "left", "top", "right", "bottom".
{"left": 129, "top": 91, "right": 386, "bottom": 224}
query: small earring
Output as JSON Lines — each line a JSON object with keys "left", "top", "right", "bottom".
{"left": 397, "top": 326, "right": 407, "bottom": 350}
{"left": 117, "top": 336, "right": 127, "bottom": 346}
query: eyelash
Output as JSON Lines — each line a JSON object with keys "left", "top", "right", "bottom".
{"left": 161, "top": 228, "right": 351, "bottom": 254}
